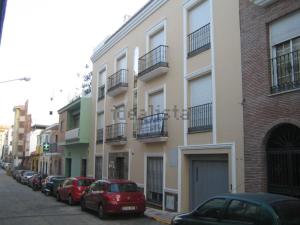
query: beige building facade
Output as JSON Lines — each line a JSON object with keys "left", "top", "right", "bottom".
{"left": 12, "top": 101, "right": 31, "bottom": 167}
{"left": 89, "top": 0, "right": 244, "bottom": 212}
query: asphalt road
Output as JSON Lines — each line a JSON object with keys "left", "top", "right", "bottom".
{"left": 0, "top": 169, "right": 161, "bottom": 225}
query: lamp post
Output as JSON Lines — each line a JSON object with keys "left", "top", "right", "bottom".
{"left": 0, "top": 77, "right": 31, "bottom": 84}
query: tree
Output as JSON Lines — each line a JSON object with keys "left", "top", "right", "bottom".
{"left": 82, "top": 72, "right": 92, "bottom": 96}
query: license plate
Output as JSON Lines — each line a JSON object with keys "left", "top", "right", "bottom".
{"left": 122, "top": 206, "right": 136, "bottom": 211}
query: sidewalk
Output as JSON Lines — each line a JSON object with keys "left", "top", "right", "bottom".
{"left": 145, "top": 207, "right": 178, "bottom": 224}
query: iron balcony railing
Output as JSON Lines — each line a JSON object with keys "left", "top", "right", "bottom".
{"left": 137, "top": 113, "right": 168, "bottom": 139}
{"left": 188, "top": 103, "right": 212, "bottom": 133}
{"left": 107, "top": 69, "right": 128, "bottom": 93}
{"left": 138, "top": 45, "right": 168, "bottom": 78}
{"left": 98, "top": 85, "right": 105, "bottom": 101}
{"left": 105, "top": 123, "right": 127, "bottom": 143}
{"left": 96, "top": 128, "right": 104, "bottom": 144}
{"left": 271, "top": 49, "right": 300, "bottom": 93}
{"left": 187, "top": 23, "right": 210, "bottom": 58}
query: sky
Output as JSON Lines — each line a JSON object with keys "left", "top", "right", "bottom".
{"left": 0, "top": 0, "right": 148, "bottom": 126}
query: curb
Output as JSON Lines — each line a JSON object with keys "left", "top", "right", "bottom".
{"left": 146, "top": 214, "right": 171, "bottom": 224}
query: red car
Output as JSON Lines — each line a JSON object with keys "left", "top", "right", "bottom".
{"left": 80, "top": 179, "right": 145, "bottom": 219}
{"left": 56, "top": 177, "right": 95, "bottom": 205}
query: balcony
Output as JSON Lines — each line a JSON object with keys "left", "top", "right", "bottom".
{"left": 188, "top": 23, "right": 210, "bottom": 58}
{"left": 137, "top": 113, "right": 168, "bottom": 143}
{"left": 107, "top": 69, "right": 128, "bottom": 97}
{"left": 98, "top": 85, "right": 105, "bottom": 101}
{"left": 188, "top": 103, "right": 212, "bottom": 133}
{"left": 65, "top": 128, "right": 80, "bottom": 142}
{"left": 96, "top": 128, "right": 104, "bottom": 144}
{"left": 138, "top": 45, "right": 168, "bottom": 82}
{"left": 105, "top": 123, "right": 127, "bottom": 145}
{"left": 270, "top": 50, "right": 300, "bottom": 94}
{"left": 250, "top": 0, "right": 278, "bottom": 7}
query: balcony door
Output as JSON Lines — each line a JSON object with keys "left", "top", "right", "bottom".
{"left": 149, "top": 29, "right": 165, "bottom": 67}
{"left": 149, "top": 90, "right": 164, "bottom": 114}
{"left": 114, "top": 105, "right": 125, "bottom": 137}
{"left": 188, "top": 0, "right": 210, "bottom": 34}
{"left": 189, "top": 75, "right": 212, "bottom": 132}
{"left": 116, "top": 54, "right": 127, "bottom": 84}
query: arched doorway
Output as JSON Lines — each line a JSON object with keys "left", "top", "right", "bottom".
{"left": 267, "top": 123, "right": 300, "bottom": 197}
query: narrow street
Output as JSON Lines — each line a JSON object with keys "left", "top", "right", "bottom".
{"left": 0, "top": 169, "right": 162, "bottom": 225}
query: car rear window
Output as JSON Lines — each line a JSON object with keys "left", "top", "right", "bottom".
{"left": 77, "top": 179, "right": 94, "bottom": 186}
{"left": 25, "top": 172, "right": 34, "bottom": 176}
{"left": 272, "top": 200, "right": 300, "bottom": 225}
{"left": 108, "top": 183, "right": 138, "bottom": 193}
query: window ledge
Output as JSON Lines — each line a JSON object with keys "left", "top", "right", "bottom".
{"left": 268, "top": 87, "right": 300, "bottom": 97}
{"left": 250, "top": 0, "right": 278, "bottom": 7}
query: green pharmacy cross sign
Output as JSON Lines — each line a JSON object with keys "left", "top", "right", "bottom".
{"left": 43, "top": 142, "right": 50, "bottom": 152}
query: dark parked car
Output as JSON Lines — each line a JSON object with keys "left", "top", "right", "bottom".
{"left": 80, "top": 179, "right": 146, "bottom": 219}
{"left": 171, "top": 193, "right": 300, "bottom": 225}
{"left": 57, "top": 177, "right": 95, "bottom": 205}
{"left": 41, "top": 176, "right": 65, "bottom": 196}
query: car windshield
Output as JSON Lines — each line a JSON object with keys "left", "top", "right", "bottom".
{"left": 24, "top": 172, "right": 34, "bottom": 176}
{"left": 77, "top": 179, "right": 94, "bottom": 186}
{"left": 108, "top": 183, "right": 138, "bottom": 193}
{"left": 272, "top": 200, "right": 300, "bottom": 225}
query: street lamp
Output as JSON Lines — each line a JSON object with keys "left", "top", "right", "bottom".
{"left": 0, "top": 77, "right": 31, "bottom": 84}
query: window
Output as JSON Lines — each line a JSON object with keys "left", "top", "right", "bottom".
{"left": 72, "top": 113, "right": 80, "bottom": 128}
{"left": 270, "top": 11, "right": 300, "bottom": 93}
{"left": 187, "top": 0, "right": 211, "bottom": 56}
{"left": 108, "top": 183, "right": 138, "bottom": 193}
{"left": 96, "top": 112, "right": 104, "bottom": 143}
{"left": 150, "top": 28, "right": 164, "bottom": 51}
{"left": 116, "top": 54, "right": 127, "bottom": 73}
{"left": 224, "top": 200, "right": 259, "bottom": 224}
{"left": 97, "top": 112, "right": 104, "bottom": 130}
{"left": 133, "top": 47, "right": 139, "bottom": 76}
{"left": 188, "top": 0, "right": 210, "bottom": 34}
{"left": 132, "top": 90, "right": 138, "bottom": 137}
{"left": 115, "top": 105, "right": 125, "bottom": 123}
{"left": 149, "top": 90, "right": 164, "bottom": 114}
{"left": 60, "top": 120, "right": 64, "bottom": 132}
{"left": 188, "top": 75, "right": 212, "bottom": 132}
{"left": 190, "top": 75, "right": 212, "bottom": 107}
{"left": 195, "top": 198, "right": 226, "bottom": 219}
{"left": 77, "top": 179, "right": 94, "bottom": 187}
{"left": 98, "top": 68, "right": 106, "bottom": 101}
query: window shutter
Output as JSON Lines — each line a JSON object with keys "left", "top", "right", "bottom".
{"left": 188, "top": 0, "right": 210, "bottom": 34}
{"left": 190, "top": 75, "right": 212, "bottom": 107}
{"left": 270, "top": 11, "right": 300, "bottom": 46}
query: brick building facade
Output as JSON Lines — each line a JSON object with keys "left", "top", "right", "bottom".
{"left": 240, "top": 0, "right": 300, "bottom": 195}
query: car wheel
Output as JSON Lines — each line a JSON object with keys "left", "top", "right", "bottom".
{"left": 68, "top": 195, "right": 74, "bottom": 206}
{"left": 98, "top": 204, "right": 106, "bottom": 219}
{"left": 80, "top": 199, "right": 86, "bottom": 211}
{"left": 56, "top": 193, "right": 61, "bottom": 202}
